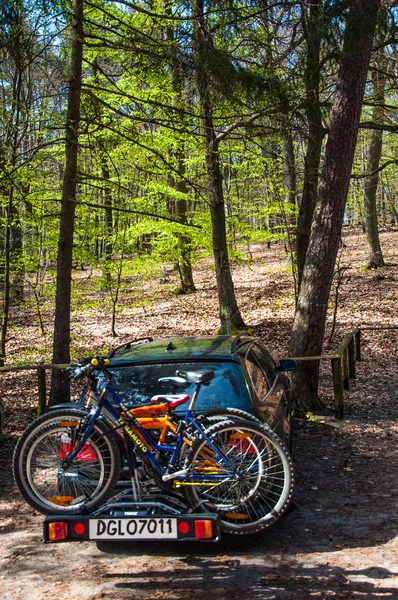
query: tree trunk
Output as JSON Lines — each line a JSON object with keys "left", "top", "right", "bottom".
{"left": 289, "top": 0, "right": 380, "bottom": 413}
{"left": 296, "top": 0, "right": 324, "bottom": 289}
{"left": 191, "top": 0, "right": 245, "bottom": 332}
{"left": 93, "top": 60, "right": 113, "bottom": 283}
{"left": 175, "top": 152, "right": 196, "bottom": 294}
{"left": 10, "top": 203, "right": 24, "bottom": 304}
{"left": 164, "top": 12, "right": 196, "bottom": 294}
{"left": 364, "top": 9, "right": 387, "bottom": 269}
{"left": 283, "top": 127, "right": 296, "bottom": 207}
{"left": 50, "top": 0, "right": 84, "bottom": 405}
{"left": 0, "top": 192, "right": 12, "bottom": 367}
{"left": 100, "top": 150, "right": 113, "bottom": 283}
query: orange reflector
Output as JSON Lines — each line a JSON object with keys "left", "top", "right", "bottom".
{"left": 48, "top": 496, "right": 74, "bottom": 507}
{"left": 230, "top": 433, "right": 252, "bottom": 439}
{"left": 195, "top": 520, "right": 213, "bottom": 539}
{"left": 48, "top": 521, "right": 68, "bottom": 541}
{"left": 225, "top": 513, "right": 249, "bottom": 520}
{"left": 58, "top": 421, "right": 79, "bottom": 427}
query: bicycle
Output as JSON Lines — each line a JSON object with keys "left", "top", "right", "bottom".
{"left": 13, "top": 357, "right": 294, "bottom": 534}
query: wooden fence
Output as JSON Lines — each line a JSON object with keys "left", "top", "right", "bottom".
{"left": 0, "top": 326, "right": 396, "bottom": 420}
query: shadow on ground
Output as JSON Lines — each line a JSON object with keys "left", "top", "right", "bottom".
{"left": 98, "top": 556, "right": 398, "bottom": 599}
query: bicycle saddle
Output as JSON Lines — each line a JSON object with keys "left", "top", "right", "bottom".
{"left": 176, "top": 370, "right": 215, "bottom": 385}
{"left": 150, "top": 394, "right": 190, "bottom": 408}
{"left": 158, "top": 376, "right": 189, "bottom": 389}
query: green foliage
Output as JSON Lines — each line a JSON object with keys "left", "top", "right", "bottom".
{"left": 1, "top": 0, "right": 397, "bottom": 358}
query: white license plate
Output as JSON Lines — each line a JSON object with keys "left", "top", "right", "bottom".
{"left": 89, "top": 517, "right": 178, "bottom": 540}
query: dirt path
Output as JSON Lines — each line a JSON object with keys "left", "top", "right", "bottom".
{"left": 1, "top": 337, "right": 398, "bottom": 600}
{"left": 1, "top": 232, "right": 397, "bottom": 599}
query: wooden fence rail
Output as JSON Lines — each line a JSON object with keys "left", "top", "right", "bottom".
{"left": 0, "top": 326, "right": 397, "bottom": 419}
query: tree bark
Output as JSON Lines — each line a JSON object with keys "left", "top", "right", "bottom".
{"left": 175, "top": 151, "right": 196, "bottom": 294}
{"left": 50, "top": 0, "right": 84, "bottom": 404}
{"left": 296, "top": 0, "right": 325, "bottom": 289}
{"left": 364, "top": 9, "right": 387, "bottom": 269}
{"left": 165, "top": 15, "right": 196, "bottom": 294}
{"left": 92, "top": 60, "right": 113, "bottom": 283}
{"left": 191, "top": 0, "right": 245, "bottom": 332}
{"left": 283, "top": 127, "right": 296, "bottom": 207}
{"left": 289, "top": 0, "right": 381, "bottom": 412}
{"left": 0, "top": 8, "right": 24, "bottom": 362}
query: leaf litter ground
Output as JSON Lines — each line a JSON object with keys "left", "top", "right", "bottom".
{"left": 0, "top": 228, "right": 397, "bottom": 599}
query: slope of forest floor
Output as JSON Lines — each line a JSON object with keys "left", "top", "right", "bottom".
{"left": 0, "top": 228, "right": 397, "bottom": 599}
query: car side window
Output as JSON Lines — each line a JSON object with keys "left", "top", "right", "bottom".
{"left": 245, "top": 348, "right": 272, "bottom": 403}
{"left": 250, "top": 344, "right": 277, "bottom": 382}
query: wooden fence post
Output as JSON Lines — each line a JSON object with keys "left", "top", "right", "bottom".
{"left": 332, "top": 357, "right": 344, "bottom": 419}
{"left": 37, "top": 368, "right": 47, "bottom": 416}
{"left": 348, "top": 336, "right": 356, "bottom": 379}
{"left": 342, "top": 348, "right": 349, "bottom": 390}
{"left": 355, "top": 329, "right": 362, "bottom": 361}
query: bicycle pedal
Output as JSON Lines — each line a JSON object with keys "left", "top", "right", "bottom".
{"left": 162, "top": 468, "right": 188, "bottom": 482}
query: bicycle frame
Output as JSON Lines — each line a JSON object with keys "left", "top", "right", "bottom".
{"left": 64, "top": 377, "right": 241, "bottom": 484}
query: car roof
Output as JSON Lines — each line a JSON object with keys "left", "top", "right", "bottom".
{"left": 109, "top": 335, "right": 254, "bottom": 366}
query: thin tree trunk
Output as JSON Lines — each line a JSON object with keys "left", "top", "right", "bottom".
{"left": 10, "top": 203, "right": 24, "bottom": 303}
{"left": 0, "top": 19, "right": 24, "bottom": 362}
{"left": 364, "top": 9, "right": 387, "bottom": 269}
{"left": 296, "top": 0, "right": 324, "bottom": 289}
{"left": 0, "top": 193, "right": 12, "bottom": 367}
{"left": 93, "top": 60, "right": 113, "bottom": 283}
{"left": 175, "top": 151, "right": 196, "bottom": 293}
{"left": 289, "top": 0, "right": 380, "bottom": 413}
{"left": 50, "top": 0, "right": 84, "bottom": 405}
{"left": 100, "top": 152, "right": 113, "bottom": 282}
{"left": 283, "top": 127, "right": 296, "bottom": 207}
{"left": 191, "top": 0, "right": 245, "bottom": 332}
{"left": 165, "top": 12, "right": 196, "bottom": 294}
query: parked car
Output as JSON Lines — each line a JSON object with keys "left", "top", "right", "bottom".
{"left": 101, "top": 332, "right": 295, "bottom": 449}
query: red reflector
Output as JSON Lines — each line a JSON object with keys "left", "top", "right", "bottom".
{"left": 74, "top": 523, "right": 86, "bottom": 535}
{"left": 195, "top": 520, "right": 213, "bottom": 539}
{"left": 48, "top": 521, "right": 68, "bottom": 541}
{"left": 178, "top": 521, "right": 190, "bottom": 535}
{"left": 59, "top": 442, "right": 98, "bottom": 461}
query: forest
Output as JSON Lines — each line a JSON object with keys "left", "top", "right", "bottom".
{"left": 0, "top": 0, "right": 397, "bottom": 411}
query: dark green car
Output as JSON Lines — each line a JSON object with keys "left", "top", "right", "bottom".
{"left": 103, "top": 332, "right": 294, "bottom": 449}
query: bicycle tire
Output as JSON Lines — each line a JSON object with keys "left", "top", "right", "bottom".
{"left": 197, "top": 407, "right": 268, "bottom": 428}
{"left": 184, "top": 419, "right": 294, "bottom": 535}
{"left": 13, "top": 408, "right": 121, "bottom": 515}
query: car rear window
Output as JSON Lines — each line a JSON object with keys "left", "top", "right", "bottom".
{"left": 103, "top": 361, "right": 253, "bottom": 414}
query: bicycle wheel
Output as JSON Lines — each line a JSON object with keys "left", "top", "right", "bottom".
{"left": 202, "top": 408, "right": 292, "bottom": 454}
{"left": 13, "top": 408, "right": 121, "bottom": 515}
{"left": 184, "top": 419, "right": 294, "bottom": 535}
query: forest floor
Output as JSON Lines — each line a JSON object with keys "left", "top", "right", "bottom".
{"left": 0, "top": 227, "right": 397, "bottom": 600}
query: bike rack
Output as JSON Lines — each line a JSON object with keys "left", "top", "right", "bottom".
{"left": 43, "top": 485, "right": 222, "bottom": 544}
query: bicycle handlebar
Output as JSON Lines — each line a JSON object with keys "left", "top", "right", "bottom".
{"left": 63, "top": 357, "right": 113, "bottom": 383}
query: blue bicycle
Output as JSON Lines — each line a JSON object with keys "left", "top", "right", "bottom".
{"left": 13, "top": 357, "right": 294, "bottom": 534}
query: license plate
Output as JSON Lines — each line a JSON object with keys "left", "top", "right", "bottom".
{"left": 89, "top": 517, "right": 178, "bottom": 540}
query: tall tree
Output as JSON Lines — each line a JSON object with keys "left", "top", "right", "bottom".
{"left": 191, "top": 0, "right": 246, "bottom": 333}
{"left": 165, "top": 11, "right": 196, "bottom": 294}
{"left": 296, "top": 0, "right": 325, "bottom": 288}
{"left": 0, "top": 1, "right": 31, "bottom": 363}
{"left": 50, "top": 0, "right": 84, "bottom": 404}
{"left": 363, "top": 7, "right": 387, "bottom": 269}
{"left": 289, "top": 0, "right": 381, "bottom": 412}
